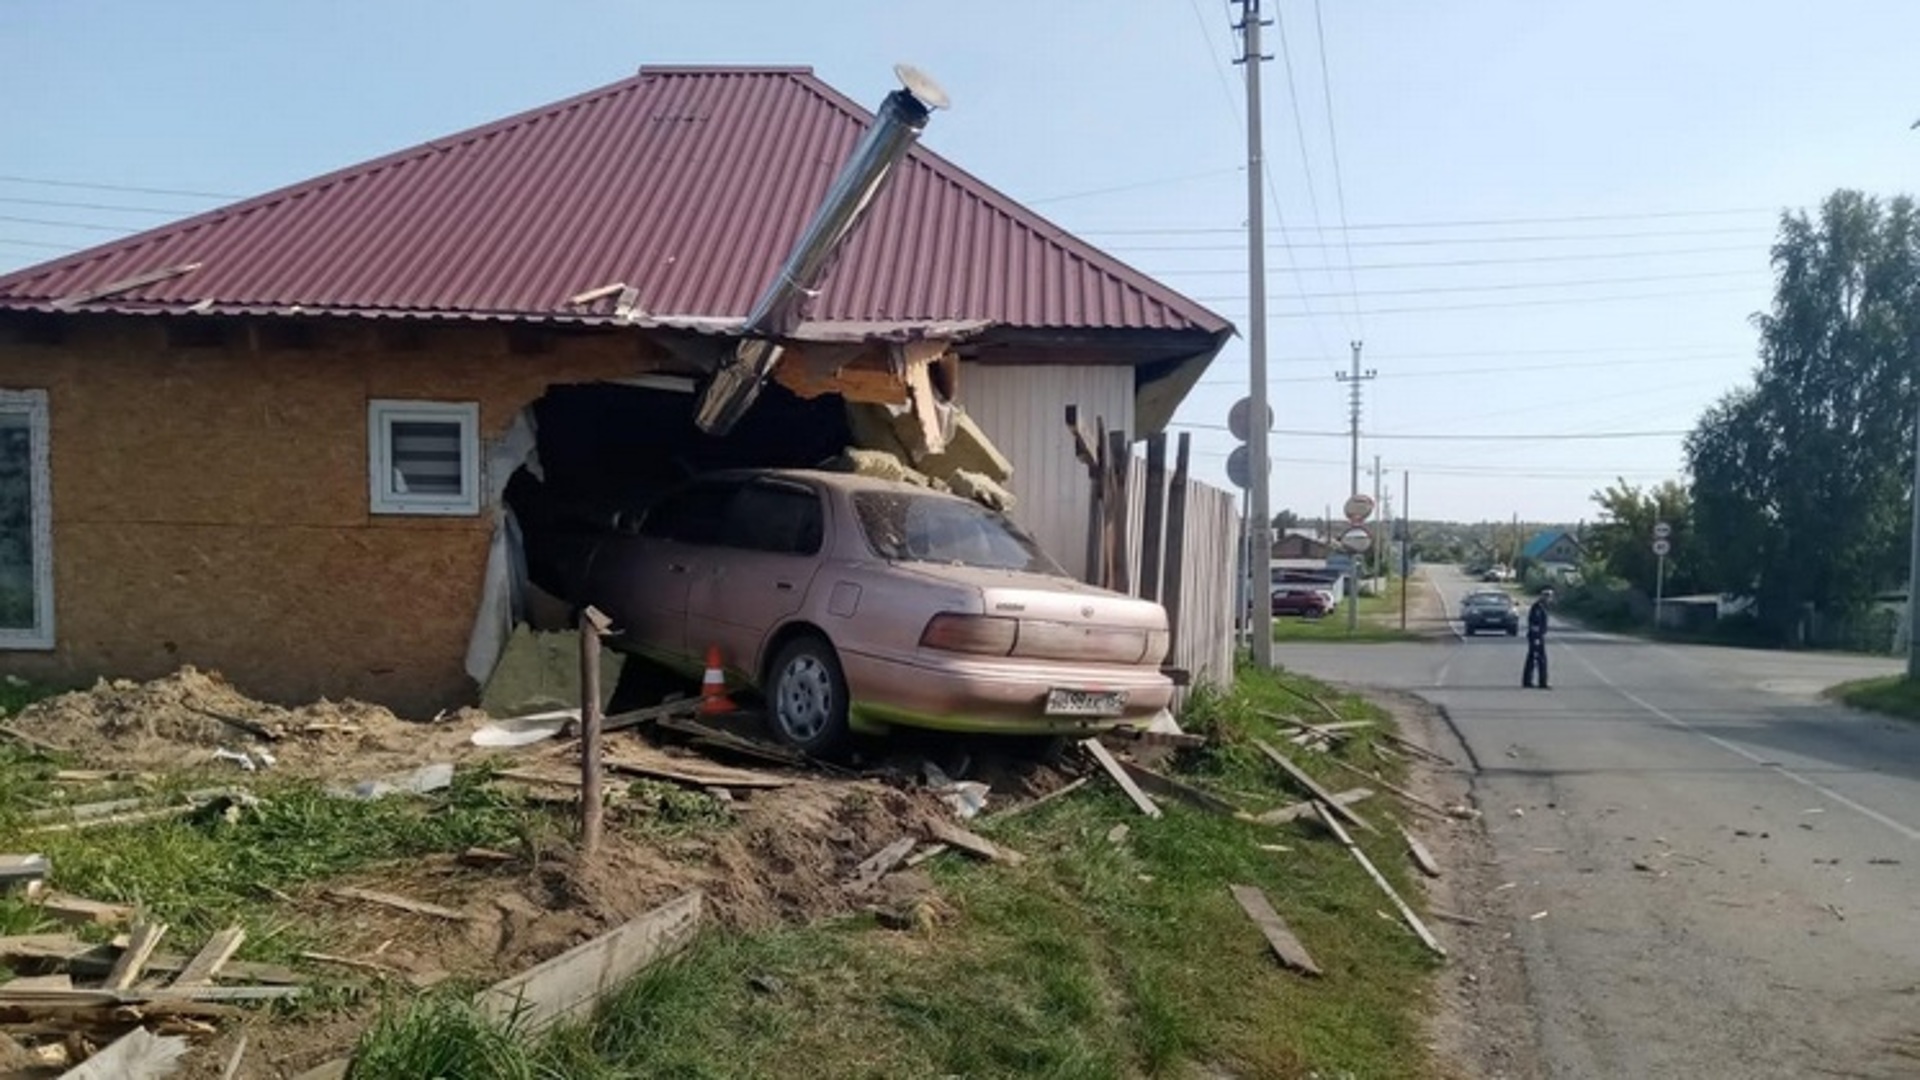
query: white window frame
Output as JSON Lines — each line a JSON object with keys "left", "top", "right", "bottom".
{"left": 0, "top": 389, "right": 54, "bottom": 650}
{"left": 368, "top": 400, "right": 481, "bottom": 516}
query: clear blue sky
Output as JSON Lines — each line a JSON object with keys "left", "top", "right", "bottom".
{"left": 5, "top": 1, "right": 1916, "bottom": 525}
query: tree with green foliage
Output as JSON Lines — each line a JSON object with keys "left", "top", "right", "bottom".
{"left": 1587, "top": 479, "right": 1698, "bottom": 598}
{"left": 1686, "top": 190, "right": 1919, "bottom": 642}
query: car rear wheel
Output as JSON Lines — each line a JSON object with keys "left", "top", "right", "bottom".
{"left": 768, "top": 635, "right": 850, "bottom": 754}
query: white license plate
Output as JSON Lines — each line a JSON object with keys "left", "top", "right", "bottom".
{"left": 1045, "top": 688, "right": 1128, "bottom": 717}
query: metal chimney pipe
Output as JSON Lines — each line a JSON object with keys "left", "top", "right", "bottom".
{"left": 694, "top": 64, "right": 949, "bottom": 435}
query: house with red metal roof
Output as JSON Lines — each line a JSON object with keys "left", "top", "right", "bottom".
{"left": 0, "top": 65, "right": 1231, "bottom": 712}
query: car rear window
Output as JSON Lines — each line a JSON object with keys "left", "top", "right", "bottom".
{"left": 853, "top": 492, "right": 1063, "bottom": 575}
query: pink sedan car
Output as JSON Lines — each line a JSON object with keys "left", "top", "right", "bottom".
{"left": 574, "top": 469, "right": 1174, "bottom": 753}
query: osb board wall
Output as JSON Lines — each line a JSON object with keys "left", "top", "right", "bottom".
{"left": 0, "top": 317, "right": 664, "bottom": 714}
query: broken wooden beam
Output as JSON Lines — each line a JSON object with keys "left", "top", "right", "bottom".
{"left": 0, "top": 853, "right": 48, "bottom": 886}
{"left": 1400, "top": 824, "right": 1442, "bottom": 879}
{"left": 1115, "top": 759, "right": 1244, "bottom": 817}
{"left": 1255, "top": 786, "right": 1374, "bottom": 825}
{"left": 1228, "top": 884, "right": 1322, "bottom": 976}
{"left": 1252, "top": 739, "right": 1377, "bottom": 834}
{"left": 326, "top": 886, "right": 470, "bottom": 923}
{"left": 1317, "top": 755, "right": 1455, "bottom": 821}
{"left": 476, "top": 890, "right": 702, "bottom": 1034}
{"left": 104, "top": 922, "right": 169, "bottom": 991}
{"left": 0, "top": 722, "right": 67, "bottom": 754}
{"left": 923, "top": 818, "right": 1026, "bottom": 866}
{"left": 1313, "top": 803, "right": 1445, "bottom": 957}
{"left": 989, "top": 777, "right": 1090, "bottom": 820}
{"left": 599, "top": 697, "right": 701, "bottom": 736}
{"left": 842, "top": 837, "right": 917, "bottom": 895}
{"left": 1080, "top": 738, "right": 1162, "bottom": 819}
{"left": 172, "top": 926, "right": 246, "bottom": 987}
{"left": 602, "top": 751, "right": 792, "bottom": 790}
{"left": 26, "top": 803, "right": 200, "bottom": 835}
{"left": 1104, "top": 728, "right": 1209, "bottom": 749}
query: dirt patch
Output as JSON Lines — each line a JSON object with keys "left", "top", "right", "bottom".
{"left": 1360, "top": 688, "right": 1546, "bottom": 1080}
{"left": 6, "top": 666, "right": 495, "bottom": 778}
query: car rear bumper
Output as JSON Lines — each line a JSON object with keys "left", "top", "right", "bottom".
{"left": 838, "top": 649, "right": 1175, "bottom": 736}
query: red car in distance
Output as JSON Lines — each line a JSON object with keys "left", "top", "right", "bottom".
{"left": 1272, "top": 587, "right": 1338, "bottom": 619}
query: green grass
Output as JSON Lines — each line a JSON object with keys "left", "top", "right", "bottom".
{"left": 1829, "top": 674, "right": 1920, "bottom": 723}
{"left": 351, "top": 667, "right": 1440, "bottom": 1080}
{"left": 1272, "top": 579, "right": 1422, "bottom": 643}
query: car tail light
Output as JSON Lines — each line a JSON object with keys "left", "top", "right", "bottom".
{"left": 919, "top": 614, "right": 1018, "bottom": 656}
{"left": 1144, "top": 629, "right": 1170, "bottom": 665}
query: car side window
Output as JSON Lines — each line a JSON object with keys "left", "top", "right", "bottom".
{"left": 722, "top": 482, "right": 824, "bottom": 555}
{"left": 639, "top": 481, "right": 737, "bottom": 545}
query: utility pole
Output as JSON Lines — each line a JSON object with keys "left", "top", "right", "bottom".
{"left": 1401, "top": 470, "right": 1411, "bottom": 630}
{"left": 1336, "top": 340, "right": 1375, "bottom": 631}
{"left": 1372, "top": 454, "right": 1383, "bottom": 583}
{"left": 1908, "top": 405, "right": 1920, "bottom": 678}
{"left": 1235, "top": 0, "right": 1275, "bottom": 670}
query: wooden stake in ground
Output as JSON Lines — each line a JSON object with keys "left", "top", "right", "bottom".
{"left": 578, "top": 605, "right": 611, "bottom": 857}
{"left": 1080, "top": 738, "right": 1162, "bottom": 818}
{"left": 1313, "top": 803, "right": 1445, "bottom": 957}
{"left": 1252, "top": 739, "right": 1376, "bottom": 834}
{"left": 1228, "top": 884, "right": 1322, "bottom": 976}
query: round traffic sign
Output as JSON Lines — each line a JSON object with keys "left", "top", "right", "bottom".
{"left": 1226, "top": 445, "right": 1251, "bottom": 489}
{"left": 1343, "top": 494, "right": 1375, "bottom": 523}
{"left": 1340, "top": 525, "right": 1373, "bottom": 553}
{"left": 1652, "top": 538, "right": 1671, "bottom": 556}
{"left": 1228, "top": 398, "right": 1274, "bottom": 442}
{"left": 1653, "top": 522, "right": 1672, "bottom": 540}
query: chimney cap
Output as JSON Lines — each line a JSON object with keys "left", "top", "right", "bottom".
{"left": 894, "top": 64, "right": 950, "bottom": 111}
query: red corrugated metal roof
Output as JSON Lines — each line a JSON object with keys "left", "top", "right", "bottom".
{"left": 0, "top": 67, "right": 1231, "bottom": 337}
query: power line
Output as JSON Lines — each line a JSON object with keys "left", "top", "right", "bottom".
{"left": 1026, "top": 166, "right": 1243, "bottom": 206}
{"left": 1309, "top": 0, "right": 1364, "bottom": 334}
{"left": 1195, "top": 353, "right": 1749, "bottom": 387}
{"left": 1143, "top": 243, "right": 1767, "bottom": 275}
{"left": 1270, "top": 1, "right": 1333, "bottom": 294}
{"left": 0, "top": 174, "right": 241, "bottom": 200}
{"left": 0, "top": 195, "right": 198, "bottom": 215}
{"left": 1194, "top": 267, "right": 1765, "bottom": 303}
{"left": 0, "top": 214, "right": 142, "bottom": 233}
{"left": 1104, "top": 225, "right": 1775, "bottom": 253}
{"left": 1209, "top": 284, "right": 1762, "bottom": 318}
{"left": 1075, "top": 205, "right": 1778, "bottom": 235}
{"left": 0, "top": 237, "right": 79, "bottom": 251}
{"left": 1174, "top": 421, "right": 1689, "bottom": 440}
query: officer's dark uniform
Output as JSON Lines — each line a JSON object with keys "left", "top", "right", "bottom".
{"left": 1521, "top": 592, "right": 1551, "bottom": 689}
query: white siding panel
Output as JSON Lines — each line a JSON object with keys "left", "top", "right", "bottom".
{"left": 959, "top": 365, "right": 1134, "bottom": 581}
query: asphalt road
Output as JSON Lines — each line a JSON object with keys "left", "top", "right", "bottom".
{"left": 1278, "top": 565, "right": 1920, "bottom": 1080}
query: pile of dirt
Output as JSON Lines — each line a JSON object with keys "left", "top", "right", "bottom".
{"left": 8, "top": 666, "right": 489, "bottom": 778}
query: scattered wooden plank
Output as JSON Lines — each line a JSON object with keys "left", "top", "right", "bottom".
{"left": 55, "top": 1026, "right": 188, "bottom": 1080}
{"left": 27, "top": 797, "right": 148, "bottom": 824}
{"left": 1252, "top": 739, "right": 1377, "bottom": 835}
{"left": 1400, "top": 824, "right": 1442, "bottom": 878}
{"left": 1228, "top": 884, "right": 1323, "bottom": 976}
{"left": 1317, "top": 756, "right": 1455, "bottom": 821}
{"left": 989, "top": 777, "right": 1091, "bottom": 820}
{"left": 219, "top": 1034, "right": 249, "bottom": 1080}
{"left": 26, "top": 804, "right": 199, "bottom": 835}
{"left": 1080, "top": 738, "right": 1162, "bottom": 819}
{"left": 1428, "top": 907, "right": 1484, "bottom": 927}
{"left": 601, "top": 698, "right": 701, "bottom": 736}
{"left": 1313, "top": 803, "right": 1445, "bottom": 957}
{"left": 459, "top": 846, "right": 516, "bottom": 867}
{"left": 59, "top": 947, "right": 300, "bottom": 987}
{"left": 924, "top": 818, "right": 1027, "bottom": 866}
{"left": 172, "top": 926, "right": 245, "bottom": 987}
{"left": 1, "top": 975, "right": 73, "bottom": 992}
{"left": 1381, "top": 729, "right": 1456, "bottom": 767}
{"left": 902, "top": 843, "right": 949, "bottom": 868}
{"left": 104, "top": 922, "right": 170, "bottom": 991}
{"left": 477, "top": 890, "right": 702, "bottom": 1034}
{"left": 0, "top": 723, "right": 67, "bottom": 754}
{"left": 298, "top": 951, "right": 407, "bottom": 978}
{"left": 0, "top": 853, "right": 48, "bottom": 884}
{"left": 1256, "top": 787, "right": 1374, "bottom": 825}
{"left": 1116, "top": 759, "right": 1244, "bottom": 817}
{"left": 842, "top": 837, "right": 917, "bottom": 895}
{"left": 1106, "top": 728, "right": 1209, "bottom": 749}
{"left": 35, "top": 894, "right": 136, "bottom": 927}
{"left": 602, "top": 751, "right": 792, "bottom": 790}
{"left": 184, "top": 704, "right": 281, "bottom": 742}
{"left": 0, "top": 934, "right": 92, "bottom": 963}
{"left": 326, "top": 886, "right": 470, "bottom": 923}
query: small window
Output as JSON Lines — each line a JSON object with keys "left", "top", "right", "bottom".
{"left": 0, "top": 389, "right": 54, "bottom": 650}
{"left": 368, "top": 400, "right": 480, "bottom": 516}
{"left": 723, "top": 482, "right": 824, "bottom": 555}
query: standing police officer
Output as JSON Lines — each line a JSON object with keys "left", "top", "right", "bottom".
{"left": 1522, "top": 587, "right": 1554, "bottom": 689}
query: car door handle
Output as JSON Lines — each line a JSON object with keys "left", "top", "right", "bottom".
{"left": 775, "top": 581, "right": 795, "bottom": 591}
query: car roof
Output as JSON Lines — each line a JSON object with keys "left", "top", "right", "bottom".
{"left": 688, "top": 466, "right": 973, "bottom": 501}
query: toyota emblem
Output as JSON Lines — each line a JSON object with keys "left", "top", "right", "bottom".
{"left": 1081, "top": 605, "right": 1095, "bottom": 619}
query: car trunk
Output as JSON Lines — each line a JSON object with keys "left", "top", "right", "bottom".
{"left": 895, "top": 562, "right": 1168, "bottom": 665}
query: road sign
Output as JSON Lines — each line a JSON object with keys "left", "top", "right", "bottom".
{"left": 1342, "top": 494, "right": 1375, "bottom": 523}
{"left": 1653, "top": 522, "right": 1672, "bottom": 540}
{"left": 1340, "top": 525, "right": 1373, "bottom": 553}
{"left": 1228, "top": 398, "right": 1274, "bottom": 442}
{"left": 1226, "top": 445, "right": 1251, "bottom": 489}
{"left": 1652, "top": 538, "right": 1671, "bottom": 556}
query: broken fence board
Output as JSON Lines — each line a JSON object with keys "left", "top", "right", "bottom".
{"left": 598, "top": 698, "right": 701, "bottom": 735}
{"left": 56, "top": 1026, "right": 188, "bottom": 1080}
{"left": 923, "top": 818, "right": 1026, "bottom": 866}
{"left": 1228, "top": 884, "right": 1322, "bottom": 976}
{"left": 989, "top": 776, "right": 1090, "bottom": 820}
{"left": 1319, "top": 755, "right": 1455, "bottom": 821}
{"left": 602, "top": 753, "right": 792, "bottom": 790}
{"left": 1256, "top": 787, "right": 1374, "bottom": 825}
{"left": 1080, "top": 739, "right": 1162, "bottom": 819}
{"left": 26, "top": 804, "right": 199, "bottom": 835}
{"left": 477, "top": 890, "right": 702, "bottom": 1035}
{"left": 1252, "top": 739, "right": 1377, "bottom": 834}
{"left": 0, "top": 854, "right": 48, "bottom": 884}
{"left": 172, "top": 926, "right": 246, "bottom": 987}
{"left": 843, "top": 837, "right": 917, "bottom": 895}
{"left": 37, "top": 894, "right": 135, "bottom": 926}
{"left": 1107, "top": 728, "right": 1209, "bottom": 749}
{"left": 1400, "top": 825, "right": 1442, "bottom": 878}
{"left": 104, "top": 922, "right": 169, "bottom": 991}
{"left": 327, "top": 886, "right": 470, "bottom": 922}
{"left": 1115, "top": 760, "right": 1244, "bottom": 817}
{"left": 1313, "top": 803, "right": 1446, "bottom": 958}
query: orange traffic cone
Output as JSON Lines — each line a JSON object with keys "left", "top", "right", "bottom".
{"left": 699, "top": 645, "right": 739, "bottom": 716}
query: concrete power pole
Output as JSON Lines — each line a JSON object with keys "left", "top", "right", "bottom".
{"left": 1236, "top": 0, "right": 1275, "bottom": 670}
{"left": 1336, "top": 341, "right": 1375, "bottom": 631}
{"left": 1908, "top": 407, "right": 1920, "bottom": 678}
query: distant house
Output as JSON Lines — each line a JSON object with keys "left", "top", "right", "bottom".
{"left": 1522, "top": 529, "right": 1583, "bottom": 567}
{"left": 1273, "top": 531, "right": 1333, "bottom": 560}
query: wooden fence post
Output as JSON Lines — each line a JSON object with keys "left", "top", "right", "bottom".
{"left": 1163, "top": 433, "right": 1192, "bottom": 660}
{"left": 578, "top": 606, "right": 611, "bottom": 856}
{"left": 1141, "top": 433, "right": 1168, "bottom": 602}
